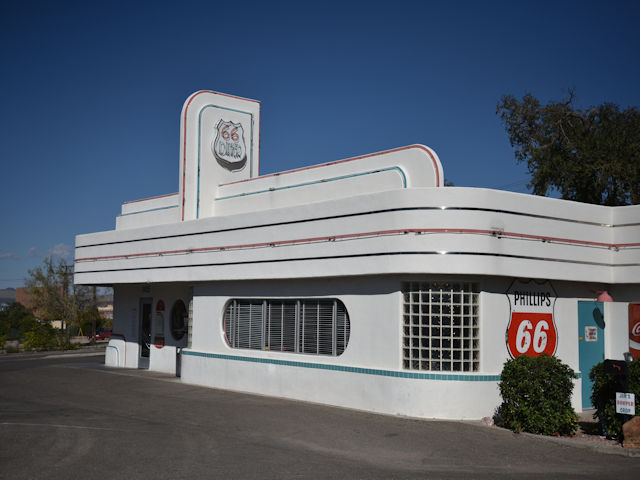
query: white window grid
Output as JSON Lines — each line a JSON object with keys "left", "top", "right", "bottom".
{"left": 403, "top": 282, "right": 479, "bottom": 372}
{"left": 224, "top": 299, "right": 349, "bottom": 357}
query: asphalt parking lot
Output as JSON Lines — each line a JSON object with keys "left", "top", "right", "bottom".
{"left": 1, "top": 351, "right": 639, "bottom": 479}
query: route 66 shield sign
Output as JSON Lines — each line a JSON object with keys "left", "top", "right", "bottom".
{"left": 212, "top": 120, "right": 247, "bottom": 171}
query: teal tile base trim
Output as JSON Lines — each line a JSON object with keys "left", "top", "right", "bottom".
{"left": 182, "top": 350, "right": 500, "bottom": 382}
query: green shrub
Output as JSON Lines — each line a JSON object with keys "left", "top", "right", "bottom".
{"left": 590, "top": 360, "right": 640, "bottom": 440}
{"left": 6, "top": 327, "right": 21, "bottom": 341}
{"left": 23, "top": 323, "right": 58, "bottom": 351}
{"left": 497, "top": 354, "right": 578, "bottom": 435}
{"left": 57, "top": 334, "right": 80, "bottom": 351}
{"left": 0, "top": 302, "right": 37, "bottom": 339}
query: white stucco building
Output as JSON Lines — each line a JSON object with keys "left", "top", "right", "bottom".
{"left": 75, "top": 91, "right": 640, "bottom": 419}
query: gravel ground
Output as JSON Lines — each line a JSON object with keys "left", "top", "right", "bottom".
{"left": 474, "top": 408, "right": 639, "bottom": 457}
{"left": 569, "top": 408, "right": 635, "bottom": 452}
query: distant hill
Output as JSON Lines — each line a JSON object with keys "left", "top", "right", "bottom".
{"left": 0, "top": 288, "right": 17, "bottom": 304}
{"left": 96, "top": 293, "right": 113, "bottom": 306}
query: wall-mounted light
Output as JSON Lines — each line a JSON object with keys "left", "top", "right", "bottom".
{"left": 596, "top": 291, "right": 613, "bottom": 302}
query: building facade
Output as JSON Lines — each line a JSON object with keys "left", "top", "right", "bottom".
{"left": 75, "top": 91, "right": 640, "bottom": 419}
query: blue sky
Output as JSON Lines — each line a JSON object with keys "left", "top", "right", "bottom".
{"left": 1, "top": 0, "right": 638, "bottom": 289}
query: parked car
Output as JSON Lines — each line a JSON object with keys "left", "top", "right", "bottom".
{"left": 95, "top": 329, "right": 112, "bottom": 341}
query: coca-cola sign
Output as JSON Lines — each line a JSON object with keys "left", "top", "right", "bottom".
{"left": 506, "top": 279, "right": 558, "bottom": 358}
{"left": 630, "top": 304, "right": 640, "bottom": 360}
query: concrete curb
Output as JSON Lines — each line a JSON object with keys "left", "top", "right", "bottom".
{"left": 486, "top": 425, "right": 640, "bottom": 458}
{"left": 522, "top": 431, "right": 640, "bottom": 457}
{"left": 0, "top": 346, "right": 106, "bottom": 359}
{"left": 43, "top": 346, "right": 107, "bottom": 355}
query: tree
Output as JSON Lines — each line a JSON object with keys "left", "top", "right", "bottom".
{"left": 497, "top": 90, "right": 640, "bottom": 205}
{"left": 79, "top": 305, "right": 104, "bottom": 340}
{"left": 25, "top": 256, "right": 79, "bottom": 332}
{"left": 0, "top": 302, "right": 37, "bottom": 340}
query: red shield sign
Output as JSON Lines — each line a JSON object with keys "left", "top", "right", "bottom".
{"left": 506, "top": 279, "right": 558, "bottom": 358}
{"left": 507, "top": 312, "right": 558, "bottom": 357}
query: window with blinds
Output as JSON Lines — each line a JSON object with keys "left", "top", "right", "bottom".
{"left": 223, "top": 299, "right": 349, "bottom": 356}
{"left": 403, "top": 282, "right": 479, "bottom": 372}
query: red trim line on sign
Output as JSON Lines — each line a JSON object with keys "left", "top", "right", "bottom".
{"left": 75, "top": 228, "right": 639, "bottom": 262}
{"left": 219, "top": 145, "right": 441, "bottom": 188}
{"left": 123, "top": 193, "right": 178, "bottom": 205}
{"left": 181, "top": 91, "right": 260, "bottom": 221}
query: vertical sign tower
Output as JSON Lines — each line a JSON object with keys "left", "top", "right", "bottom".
{"left": 179, "top": 90, "right": 261, "bottom": 221}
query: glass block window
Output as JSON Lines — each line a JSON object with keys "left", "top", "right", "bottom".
{"left": 224, "top": 299, "right": 349, "bottom": 357}
{"left": 403, "top": 282, "right": 479, "bottom": 372}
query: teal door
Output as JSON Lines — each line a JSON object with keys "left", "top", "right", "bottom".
{"left": 578, "top": 301, "right": 605, "bottom": 408}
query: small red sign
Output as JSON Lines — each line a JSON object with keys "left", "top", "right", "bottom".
{"left": 156, "top": 300, "right": 165, "bottom": 312}
{"left": 507, "top": 312, "right": 558, "bottom": 358}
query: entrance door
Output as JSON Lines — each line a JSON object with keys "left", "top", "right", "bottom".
{"left": 170, "top": 299, "right": 190, "bottom": 377}
{"left": 578, "top": 301, "right": 605, "bottom": 408}
{"left": 139, "top": 298, "right": 152, "bottom": 369}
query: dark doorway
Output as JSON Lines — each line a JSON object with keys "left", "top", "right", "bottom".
{"left": 139, "top": 298, "right": 152, "bottom": 369}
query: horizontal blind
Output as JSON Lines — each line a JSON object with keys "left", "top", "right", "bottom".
{"left": 223, "top": 298, "right": 349, "bottom": 357}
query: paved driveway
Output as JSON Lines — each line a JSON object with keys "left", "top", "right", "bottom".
{"left": 0, "top": 351, "right": 638, "bottom": 479}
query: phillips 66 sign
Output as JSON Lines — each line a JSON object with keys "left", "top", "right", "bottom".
{"left": 506, "top": 279, "right": 558, "bottom": 358}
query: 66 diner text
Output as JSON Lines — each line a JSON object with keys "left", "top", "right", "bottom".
{"left": 220, "top": 124, "right": 240, "bottom": 142}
